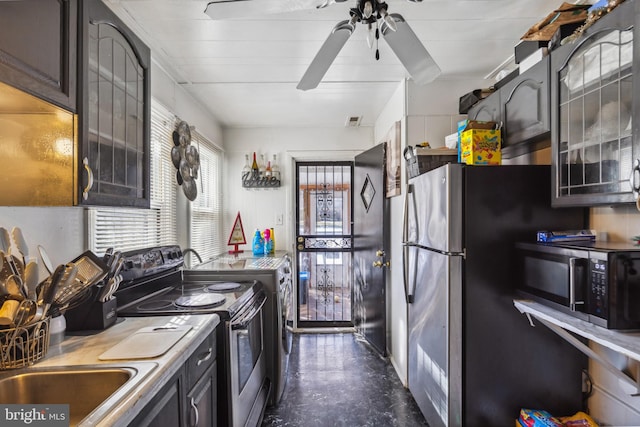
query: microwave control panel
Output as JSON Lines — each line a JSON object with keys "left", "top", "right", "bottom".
{"left": 588, "top": 258, "right": 608, "bottom": 318}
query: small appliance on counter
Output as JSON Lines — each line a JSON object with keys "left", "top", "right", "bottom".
{"left": 516, "top": 240, "right": 640, "bottom": 330}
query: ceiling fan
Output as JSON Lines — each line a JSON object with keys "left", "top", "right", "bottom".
{"left": 204, "top": 0, "right": 441, "bottom": 91}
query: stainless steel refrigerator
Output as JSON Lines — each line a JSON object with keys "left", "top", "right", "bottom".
{"left": 403, "top": 164, "right": 587, "bottom": 427}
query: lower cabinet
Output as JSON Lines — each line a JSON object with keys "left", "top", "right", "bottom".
{"left": 186, "top": 363, "right": 217, "bottom": 427}
{"left": 128, "top": 330, "right": 217, "bottom": 427}
{"left": 129, "top": 372, "right": 183, "bottom": 427}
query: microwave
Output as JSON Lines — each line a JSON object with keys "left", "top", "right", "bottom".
{"left": 515, "top": 241, "right": 640, "bottom": 329}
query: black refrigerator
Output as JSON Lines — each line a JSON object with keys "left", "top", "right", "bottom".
{"left": 402, "top": 164, "right": 587, "bottom": 427}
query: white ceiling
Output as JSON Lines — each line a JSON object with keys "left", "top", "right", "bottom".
{"left": 105, "top": 0, "right": 576, "bottom": 128}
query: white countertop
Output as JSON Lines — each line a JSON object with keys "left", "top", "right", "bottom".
{"left": 20, "top": 313, "right": 220, "bottom": 427}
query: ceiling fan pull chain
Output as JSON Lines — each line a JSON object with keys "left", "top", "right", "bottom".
{"left": 375, "top": 22, "right": 380, "bottom": 60}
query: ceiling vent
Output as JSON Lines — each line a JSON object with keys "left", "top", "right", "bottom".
{"left": 345, "top": 116, "right": 362, "bottom": 127}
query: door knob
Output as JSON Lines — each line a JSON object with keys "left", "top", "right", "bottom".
{"left": 372, "top": 260, "right": 390, "bottom": 268}
{"left": 376, "top": 250, "right": 385, "bottom": 257}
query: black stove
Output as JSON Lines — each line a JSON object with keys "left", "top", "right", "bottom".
{"left": 116, "top": 276, "right": 260, "bottom": 319}
{"left": 112, "top": 245, "right": 270, "bottom": 427}
{"left": 113, "top": 245, "right": 262, "bottom": 319}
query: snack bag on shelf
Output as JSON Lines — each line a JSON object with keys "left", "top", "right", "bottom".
{"left": 560, "top": 411, "right": 599, "bottom": 427}
{"left": 518, "top": 409, "right": 563, "bottom": 427}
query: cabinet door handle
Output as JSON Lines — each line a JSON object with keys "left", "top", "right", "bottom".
{"left": 189, "top": 397, "right": 199, "bottom": 426}
{"left": 196, "top": 347, "right": 212, "bottom": 366}
{"left": 630, "top": 159, "right": 640, "bottom": 201}
{"left": 82, "top": 157, "right": 94, "bottom": 200}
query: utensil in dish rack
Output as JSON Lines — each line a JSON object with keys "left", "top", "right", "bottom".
{"left": 0, "top": 228, "right": 23, "bottom": 282}
{"left": 37, "top": 245, "right": 54, "bottom": 275}
{"left": 11, "top": 227, "right": 30, "bottom": 266}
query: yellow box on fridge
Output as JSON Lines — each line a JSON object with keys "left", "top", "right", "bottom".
{"left": 460, "top": 128, "right": 501, "bottom": 165}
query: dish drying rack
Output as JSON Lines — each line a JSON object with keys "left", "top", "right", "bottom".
{"left": 0, "top": 316, "right": 50, "bottom": 369}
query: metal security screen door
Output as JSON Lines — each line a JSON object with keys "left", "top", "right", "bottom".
{"left": 296, "top": 162, "right": 353, "bottom": 327}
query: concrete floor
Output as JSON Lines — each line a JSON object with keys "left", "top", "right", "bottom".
{"left": 262, "top": 332, "right": 429, "bottom": 427}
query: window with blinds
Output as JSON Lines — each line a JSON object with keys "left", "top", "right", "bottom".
{"left": 189, "top": 130, "right": 223, "bottom": 262}
{"left": 88, "top": 101, "right": 178, "bottom": 254}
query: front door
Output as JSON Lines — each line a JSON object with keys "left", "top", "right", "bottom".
{"left": 353, "top": 143, "right": 389, "bottom": 356}
{"left": 295, "top": 161, "right": 354, "bottom": 328}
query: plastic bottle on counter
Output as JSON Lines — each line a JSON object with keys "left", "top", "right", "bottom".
{"left": 263, "top": 228, "right": 273, "bottom": 255}
{"left": 270, "top": 228, "right": 275, "bottom": 254}
{"left": 252, "top": 229, "right": 264, "bottom": 256}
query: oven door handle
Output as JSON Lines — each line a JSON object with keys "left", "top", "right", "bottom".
{"left": 231, "top": 294, "right": 267, "bottom": 330}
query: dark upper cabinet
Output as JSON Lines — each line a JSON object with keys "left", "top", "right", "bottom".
{"left": 467, "top": 90, "right": 501, "bottom": 123}
{"left": 467, "top": 57, "right": 551, "bottom": 159}
{"left": 78, "top": 0, "right": 151, "bottom": 207}
{"left": 550, "top": 0, "right": 637, "bottom": 207}
{"left": 0, "top": 0, "right": 77, "bottom": 111}
{"left": 501, "top": 56, "right": 551, "bottom": 158}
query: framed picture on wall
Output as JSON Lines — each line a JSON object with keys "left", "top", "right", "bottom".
{"left": 383, "top": 121, "right": 401, "bottom": 198}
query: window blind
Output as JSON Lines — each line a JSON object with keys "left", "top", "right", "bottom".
{"left": 189, "top": 130, "right": 223, "bottom": 262}
{"left": 88, "top": 101, "right": 178, "bottom": 254}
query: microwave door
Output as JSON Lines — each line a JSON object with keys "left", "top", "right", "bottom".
{"left": 520, "top": 249, "right": 588, "bottom": 312}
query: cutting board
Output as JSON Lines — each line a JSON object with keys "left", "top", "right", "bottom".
{"left": 99, "top": 325, "right": 192, "bottom": 360}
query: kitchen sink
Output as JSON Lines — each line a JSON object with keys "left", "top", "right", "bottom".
{"left": 0, "top": 362, "right": 157, "bottom": 426}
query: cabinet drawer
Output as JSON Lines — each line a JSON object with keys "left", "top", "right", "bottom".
{"left": 186, "top": 331, "right": 216, "bottom": 390}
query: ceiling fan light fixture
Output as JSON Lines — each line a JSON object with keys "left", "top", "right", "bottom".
{"left": 381, "top": 10, "right": 397, "bottom": 32}
{"left": 363, "top": 1, "right": 373, "bottom": 19}
{"left": 366, "top": 22, "right": 375, "bottom": 49}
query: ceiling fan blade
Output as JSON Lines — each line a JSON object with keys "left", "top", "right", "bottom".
{"left": 316, "top": 0, "right": 349, "bottom": 9}
{"left": 205, "top": 0, "right": 322, "bottom": 20}
{"left": 380, "top": 13, "right": 441, "bottom": 85}
{"left": 297, "top": 20, "right": 355, "bottom": 91}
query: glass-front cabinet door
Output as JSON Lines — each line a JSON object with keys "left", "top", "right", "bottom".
{"left": 79, "top": 0, "right": 150, "bottom": 207}
{"left": 551, "top": 1, "right": 636, "bottom": 206}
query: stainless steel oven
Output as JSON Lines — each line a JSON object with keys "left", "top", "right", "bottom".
{"left": 229, "top": 291, "right": 267, "bottom": 427}
{"left": 188, "top": 251, "right": 292, "bottom": 406}
{"left": 114, "top": 245, "right": 270, "bottom": 427}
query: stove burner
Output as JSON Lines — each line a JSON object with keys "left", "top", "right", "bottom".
{"left": 137, "top": 299, "right": 175, "bottom": 311}
{"left": 207, "top": 282, "right": 242, "bottom": 292}
{"left": 175, "top": 293, "right": 226, "bottom": 308}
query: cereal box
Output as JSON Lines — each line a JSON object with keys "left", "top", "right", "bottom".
{"left": 459, "top": 121, "right": 501, "bottom": 165}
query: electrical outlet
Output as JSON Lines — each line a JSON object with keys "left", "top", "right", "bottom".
{"left": 276, "top": 213, "right": 284, "bottom": 225}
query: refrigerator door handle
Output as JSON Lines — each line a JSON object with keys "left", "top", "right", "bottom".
{"left": 402, "top": 183, "right": 412, "bottom": 243}
{"left": 402, "top": 243, "right": 415, "bottom": 304}
{"left": 402, "top": 183, "right": 416, "bottom": 303}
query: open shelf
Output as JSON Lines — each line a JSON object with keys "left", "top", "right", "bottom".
{"left": 514, "top": 299, "right": 640, "bottom": 395}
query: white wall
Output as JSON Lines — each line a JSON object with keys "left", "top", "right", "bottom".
{"left": 222, "top": 126, "right": 373, "bottom": 254}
